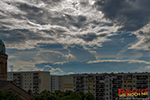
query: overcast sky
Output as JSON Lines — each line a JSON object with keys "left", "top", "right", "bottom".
{"left": 1, "top": 0, "right": 150, "bottom": 75}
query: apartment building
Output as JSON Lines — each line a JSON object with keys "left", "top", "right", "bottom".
{"left": 123, "top": 72, "right": 149, "bottom": 98}
{"left": 8, "top": 71, "right": 148, "bottom": 99}
{"left": 64, "top": 75, "right": 74, "bottom": 91}
{"left": 7, "top": 71, "right": 50, "bottom": 94}
{"left": 72, "top": 72, "right": 150, "bottom": 100}
{"left": 111, "top": 74, "right": 123, "bottom": 100}
{"left": 50, "top": 75, "right": 73, "bottom": 92}
{"left": 50, "top": 75, "right": 59, "bottom": 92}
{"left": 72, "top": 73, "right": 112, "bottom": 100}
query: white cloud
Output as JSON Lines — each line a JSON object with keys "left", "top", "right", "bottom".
{"left": 68, "top": 72, "right": 75, "bottom": 74}
{"left": 0, "top": 0, "right": 120, "bottom": 50}
{"left": 87, "top": 59, "right": 150, "bottom": 64}
{"left": 129, "top": 22, "right": 150, "bottom": 50}
{"left": 44, "top": 65, "right": 63, "bottom": 73}
{"left": 144, "top": 66, "right": 150, "bottom": 70}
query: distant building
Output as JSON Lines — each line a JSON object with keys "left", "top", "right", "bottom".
{"left": 0, "top": 39, "right": 32, "bottom": 100}
{"left": 50, "top": 75, "right": 73, "bottom": 92}
{"left": 64, "top": 75, "right": 74, "bottom": 91}
{"left": 7, "top": 71, "right": 50, "bottom": 94}
{"left": 50, "top": 75, "right": 59, "bottom": 92}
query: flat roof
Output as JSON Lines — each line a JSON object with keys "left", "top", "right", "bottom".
{"left": 7, "top": 71, "right": 50, "bottom": 73}
{"left": 71, "top": 72, "right": 150, "bottom": 76}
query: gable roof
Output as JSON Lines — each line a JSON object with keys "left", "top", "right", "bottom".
{"left": 0, "top": 80, "right": 33, "bottom": 100}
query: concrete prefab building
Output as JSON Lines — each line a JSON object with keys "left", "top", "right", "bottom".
{"left": 7, "top": 71, "right": 50, "bottom": 94}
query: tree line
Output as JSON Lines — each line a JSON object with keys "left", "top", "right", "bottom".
{"left": 0, "top": 90, "right": 95, "bottom": 100}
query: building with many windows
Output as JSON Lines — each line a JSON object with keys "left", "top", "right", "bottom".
{"left": 7, "top": 70, "right": 150, "bottom": 100}
{"left": 50, "top": 75, "right": 73, "bottom": 92}
{"left": 7, "top": 71, "right": 50, "bottom": 94}
{"left": 50, "top": 75, "right": 59, "bottom": 92}
{"left": 72, "top": 72, "right": 150, "bottom": 100}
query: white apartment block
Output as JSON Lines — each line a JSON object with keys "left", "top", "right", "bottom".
{"left": 50, "top": 75, "right": 59, "bottom": 92}
{"left": 7, "top": 71, "right": 50, "bottom": 94}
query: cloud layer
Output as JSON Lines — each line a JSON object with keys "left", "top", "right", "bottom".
{"left": 1, "top": 0, "right": 150, "bottom": 74}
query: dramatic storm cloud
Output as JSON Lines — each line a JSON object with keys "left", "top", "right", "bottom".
{"left": 94, "top": 0, "right": 150, "bottom": 50}
{"left": 1, "top": 0, "right": 150, "bottom": 74}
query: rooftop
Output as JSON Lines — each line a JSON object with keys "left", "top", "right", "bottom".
{"left": 8, "top": 71, "right": 50, "bottom": 73}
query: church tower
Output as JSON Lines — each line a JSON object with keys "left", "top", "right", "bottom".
{"left": 0, "top": 39, "right": 8, "bottom": 80}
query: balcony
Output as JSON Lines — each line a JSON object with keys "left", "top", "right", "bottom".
{"left": 136, "top": 86, "right": 148, "bottom": 89}
{"left": 96, "top": 95, "right": 104, "bottom": 97}
{"left": 33, "top": 73, "right": 39, "bottom": 76}
{"left": 76, "top": 86, "right": 84, "bottom": 88}
{"left": 137, "top": 78, "right": 148, "bottom": 80}
{"left": 76, "top": 82, "right": 84, "bottom": 84}
{"left": 76, "top": 78, "right": 84, "bottom": 80}
{"left": 96, "top": 87, "right": 104, "bottom": 89}
{"left": 96, "top": 83, "right": 105, "bottom": 85}
{"left": 137, "top": 83, "right": 147, "bottom": 85}
{"left": 112, "top": 87, "right": 121, "bottom": 89}
{"left": 113, "top": 78, "right": 122, "bottom": 80}
{"left": 33, "top": 76, "right": 39, "bottom": 79}
{"left": 113, "top": 83, "right": 122, "bottom": 85}
{"left": 96, "top": 78, "right": 105, "bottom": 80}
{"left": 96, "top": 85, "right": 104, "bottom": 87}
{"left": 96, "top": 90, "right": 105, "bottom": 93}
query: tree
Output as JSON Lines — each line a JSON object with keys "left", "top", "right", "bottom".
{"left": 84, "top": 92, "right": 95, "bottom": 100}
{"left": 54, "top": 90, "right": 64, "bottom": 100}
{"left": 0, "top": 90, "right": 22, "bottom": 100}
{"left": 33, "top": 90, "right": 57, "bottom": 100}
{"left": 64, "top": 90, "right": 73, "bottom": 96}
{"left": 33, "top": 90, "right": 96, "bottom": 100}
{"left": 78, "top": 91, "right": 85, "bottom": 100}
{"left": 60, "top": 92, "right": 82, "bottom": 100}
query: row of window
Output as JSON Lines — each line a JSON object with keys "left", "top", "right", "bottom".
{"left": 8, "top": 73, "right": 39, "bottom": 76}
{"left": 124, "top": 85, "right": 135, "bottom": 87}
{"left": 24, "top": 83, "right": 33, "bottom": 85}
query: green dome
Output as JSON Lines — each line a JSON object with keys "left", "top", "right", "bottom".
{"left": 0, "top": 39, "right": 5, "bottom": 54}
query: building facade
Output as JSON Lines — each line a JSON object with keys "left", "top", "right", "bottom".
{"left": 50, "top": 75, "right": 74, "bottom": 92}
{"left": 72, "top": 72, "right": 150, "bottom": 100}
{"left": 7, "top": 71, "right": 50, "bottom": 94}
{"left": 50, "top": 75, "right": 59, "bottom": 92}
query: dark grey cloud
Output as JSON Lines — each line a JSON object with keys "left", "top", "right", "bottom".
{"left": 0, "top": 0, "right": 115, "bottom": 49}
{"left": 77, "top": 32, "right": 107, "bottom": 42}
{"left": 81, "top": 32, "right": 98, "bottom": 42}
{"left": 1, "top": 0, "right": 150, "bottom": 73}
{"left": 94, "top": 0, "right": 150, "bottom": 31}
{"left": 64, "top": 14, "right": 87, "bottom": 28}
{"left": 13, "top": 2, "right": 87, "bottom": 29}
{"left": 138, "top": 31, "right": 150, "bottom": 36}
{"left": 137, "top": 31, "right": 150, "bottom": 45}
{"left": 97, "top": 29, "right": 108, "bottom": 33}
{"left": 80, "top": 0, "right": 89, "bottom": 7}
{"left": 41, "top": 0, "right": 62, "bottom": 6}
{"left": 80, "top": 1, "right": 89, "bottom": 6}
{"left": 0, "top": 29, "right": 43, "bottom": 44}
{"left": 16, "top": 3, "right": 51, "bottom": 25}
